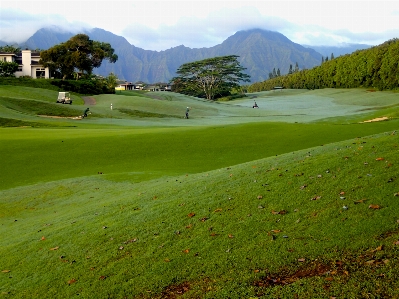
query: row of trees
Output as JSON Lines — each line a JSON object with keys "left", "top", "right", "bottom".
{"left": 248, "top": 38, "right": 399, "bottom": 92}
{"left": 269, "top": 62, "right": 300, "bottom": 79}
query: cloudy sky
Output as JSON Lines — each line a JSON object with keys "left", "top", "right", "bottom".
{"left": 1, "top": 0, "right": 399, "bottom": 51}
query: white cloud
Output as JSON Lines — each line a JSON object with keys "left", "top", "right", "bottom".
{"left": 1, "top": 0, "right": 399, "bottom": 50}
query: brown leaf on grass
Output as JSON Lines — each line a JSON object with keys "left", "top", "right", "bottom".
{"left": 394, "top": 193, "right": 399, "bottom": 197}
{"left": 228, "top": 234, "right": 234, "bottom": 238}
{"left": 40, "top": 236, "right": 46, "bottom": 241}
{"left": 214, "top": 208, "right": 222, "bottom": 213}
{"left": 187, "top": 212, "right": 195, "bottom": 218}
{"left": 257, "top": 195, "right": 263, "bottom": 199}
{"left": 371, "top": 245, "right": 383, "bottom": 252}
{"left": 164, "top": 258, "right": 171, "bottom": 262}
{"left": 325, "top": 277, "right": 333, "bottom": 281}
{"left": 376, "top": 157, "right": 385, "bottom": 161}
{"left": 185, "top": 224, "right": 192, "bottom": 229}
{"left": 254, "top": 269, "right": 260, "bottom": 273}
{"left": 368, "top": 204, "right": 381, "bottom": 209}
{"left": 300, "top": 185, "right": 307, "bottom": 190}
{"left": 50, "top": 246, "right": 59, "bottom": 251}
{"left": 354, "top": 199, "right": 367, "bottom": 204}
{"left": 271, "top": 210, "right": 287, "bottom": 215}
{"left": 365, "top": 260, "right": 375, "bottom": 265}
{"left": 200, "top": 217, "right": 208, "bottom": 222}
{"left": 68, "top": 279, "right": 77, "bottom": 285}
{"left": 297, "top": 258, "right": 306, "bottom": 262}
{"left": 99, "top": 276, "right": 106, "bottom": 280}
{"left": 1, "top": 270, "right": 10, "bottom": 273}
{"left": 210, "top": 232, "right": 218, "bottom": 237}
{"left": 182, "top": 249, "right": 190, "bottom": 254}
{"left": 271, "top": 229, "right": 281, "bottom": 233}
{"left": 310, "top": 196, "right": 321, "bottom": 200}
{"left": 394, "top": 240, "right": 399, "bottom": 245}
{"left": 339, "top": 191, "right": 345, "bottom": 195}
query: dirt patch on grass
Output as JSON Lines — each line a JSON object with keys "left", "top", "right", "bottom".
{"left": 82, "top": 96, "right": 96, "bottom": 105}
{"left": 253, "top": 262, "right": 331, "bottom": 288}
{"left": 157, "top": 281, "right": 190, "bottom": 298}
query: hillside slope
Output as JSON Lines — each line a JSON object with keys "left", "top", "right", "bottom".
{"left": 1, "top": 131, "right": 399, "bottom": 298}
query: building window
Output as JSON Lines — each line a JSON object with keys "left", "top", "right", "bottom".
{"left": 36, "top": 68, "right": 45, "bottom": 78}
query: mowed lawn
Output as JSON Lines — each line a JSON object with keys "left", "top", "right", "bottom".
{"left": 1, "top": 86, "right": 399, "bottom": 298}
{"left": 1, "top": 87, "right": 399, "bottom": 190}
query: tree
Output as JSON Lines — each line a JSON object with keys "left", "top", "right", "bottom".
{"left": 0, "top": 45, "right": 21, "bottom": 54}
{"left": 105, "top": 72, "right": 118, "bottom": 89}
{"left": 331, "top": 53, "right": 335, "bottom": 60}
{"left": 277, "top": 68, "right": 281, "bottom": 77}
{"left": 288, "top": 64, "right": 293, "bottom": 74}
{"left": 294, "top": 62, "right": 299, "bottom": 73}
{"left": 0, "top": 60, "right": 19, "bottom": 77}
{"left": 39, "top": 34, "right": 118, "bottom": 80}
{"left": 171, "top": 55, "right": 250, "bottom": 101}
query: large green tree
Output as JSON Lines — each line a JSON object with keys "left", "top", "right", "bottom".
{"left": 171, "top": 55, "right": 250, "bottom": 100}
{"left": 0, "top": 60, "right": 19, "bottom": 77}
{"left": 39, "top": 34, "right": 118, "bottom": 80}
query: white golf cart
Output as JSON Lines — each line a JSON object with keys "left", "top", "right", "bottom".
{"left": 56, "top": 92, "right": 72, "bottom": 104}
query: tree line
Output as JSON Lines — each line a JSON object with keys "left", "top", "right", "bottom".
{"left": 248, "top": 38, "right": 399, "bottom": 92}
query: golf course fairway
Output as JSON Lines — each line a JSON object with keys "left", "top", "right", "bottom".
{"left": 1, "top": 86, "right": 399, "bottom": 298}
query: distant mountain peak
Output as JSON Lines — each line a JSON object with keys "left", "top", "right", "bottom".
{"left": 17, "top": 27, "right": 369, "bottom": 83}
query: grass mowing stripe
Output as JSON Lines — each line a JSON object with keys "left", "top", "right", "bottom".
{"left": 1, "top": 120, "right": 399, "bottom": 190}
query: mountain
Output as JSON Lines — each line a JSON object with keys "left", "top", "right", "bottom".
{"left": 20, "top": 27, "right": 355, "bottom": 83}
{"left": 304, "top": 43, "right": 372, "bottom": 58}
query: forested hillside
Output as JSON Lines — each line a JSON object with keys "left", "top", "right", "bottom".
{"left": 248, "top": 38, "right": 399, "bottom": 92}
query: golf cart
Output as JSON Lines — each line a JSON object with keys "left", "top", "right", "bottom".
{"left": 57, "top": 92, "right": 72, "bottom": 104}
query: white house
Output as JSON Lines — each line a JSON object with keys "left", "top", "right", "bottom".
{"left": 0, "top": 50, "right": 49, "bottom": 78}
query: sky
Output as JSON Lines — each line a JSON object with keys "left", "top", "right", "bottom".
{"left": 1, "top": 0, "right": 399, "bottom": 51}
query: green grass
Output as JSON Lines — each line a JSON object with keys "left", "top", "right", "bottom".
{"left": 1, "top": 132, "right": 399, "bottom": 298}
{"left": 1, "top": 85, "right": 399, "bottom": 298}
{"left": 0, "top": 97, "right": 83, "bottom": 117}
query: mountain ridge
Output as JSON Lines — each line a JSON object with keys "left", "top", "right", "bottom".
{"left": 1, "top": 27, "right": 370, "bottom": 83}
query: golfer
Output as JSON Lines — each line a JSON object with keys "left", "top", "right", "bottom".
{"left": 83, "top": 107, "right": 90, "bottom": 117}
{"left": 185, "top": 107, "right": 190, "bottom": 119}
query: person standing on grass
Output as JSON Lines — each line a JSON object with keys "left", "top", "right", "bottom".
{"left": 185, "top": 107, "right": 190, "bottom": 119}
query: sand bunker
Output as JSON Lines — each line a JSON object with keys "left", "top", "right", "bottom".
{"left": 362, "top": 116, "right": 389, "bottom": 123}
{"left": 38, "top": 115, "right": 82, "bottom": 120}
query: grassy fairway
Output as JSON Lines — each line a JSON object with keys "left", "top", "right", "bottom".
{"left": 2, "top": 120, "right": 399, "bottom": 190}
{"left": 1, "top": 132, "right": 399, "bottom": 298}
{"left": 1, "top": 86, "right": 399, "bottom": 298}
